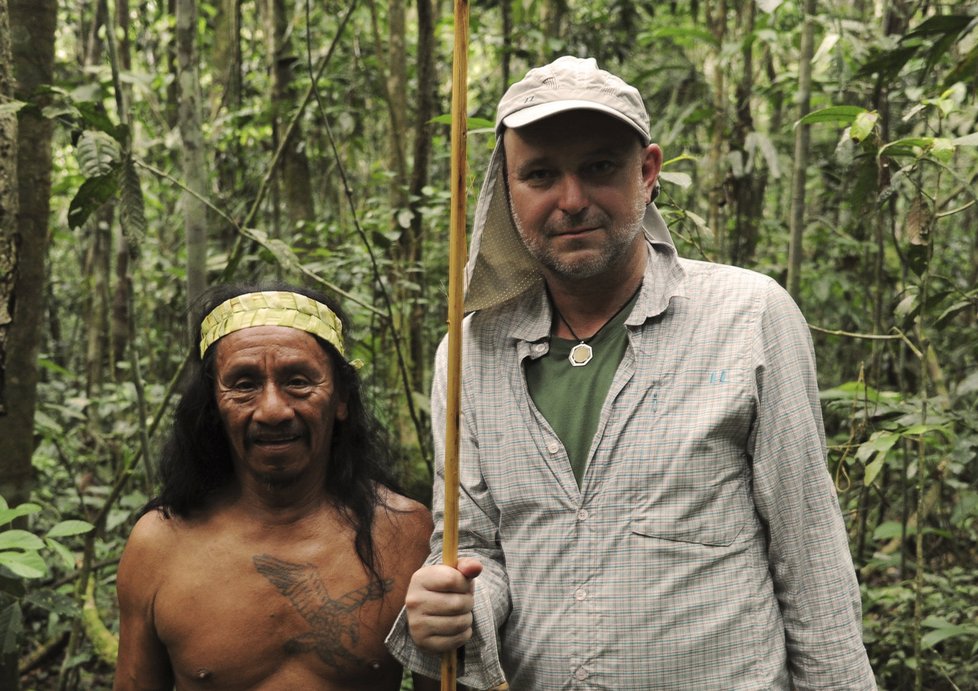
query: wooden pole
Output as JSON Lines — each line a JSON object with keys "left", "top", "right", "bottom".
{"left": 442, "top": 0, "right": 469, "bottom": 688}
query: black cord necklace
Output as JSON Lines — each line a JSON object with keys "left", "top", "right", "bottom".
{"left": 551, "top": 282, "right": 643, "bottom": 367}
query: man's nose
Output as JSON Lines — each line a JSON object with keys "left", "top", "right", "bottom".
{"left": 252, "top": 383, "right": 294, "bottom": 424}
{"left": 556, "top": 174, "right": 589, "bottom": 216}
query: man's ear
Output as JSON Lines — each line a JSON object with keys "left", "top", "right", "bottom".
{"left": 641, "top": 144, "right": 663, "bottom": 204}
{"left": 336, "top": 399, "right": 349, "bottom": 422}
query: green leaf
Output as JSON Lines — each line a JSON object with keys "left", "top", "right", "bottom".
{"left": 0, "top": 601, "right": 23, "bottom": 656}
{"left": 935, "top": 300, "right": 974, "bottom": 329}
{"left": 23, "top": 588, "right": 81, "bottom": 617}
{"left": 645, "top": 26, "right": 719, "bottom": 47}
{"left": 901, "top": 422, "right": 950, "bottom": 437}
{"left": 44, "top": 538, "right": 77, "bottom": 571}
{"left": 798, "top": 106, "right": 867, "bottom": 126}
{"left": 68, "top": 172, "right": 119, "bottom": 230}
{"left": 0, "top": 530, "right": 45, "bottom": 552}
{"left": 850, "top": 111, "right": 879, "bottom": 143}
{"left": 119, "top": 156, "right": 147, "bottom": 250}
{"left": 904, "top": 14, "right": 976, "bottom": 39}
{"left": 921, "top": 624, "right": 978, "bottom": 649}
{"left": 873, "top": 521, "right": 910, "bottom": 541}
{"left": 75, "top": 130, "right": 122, "bottom": 177}
{"left": 0, "top": 552, "right": 47, "bottom": 579}
{"left": 879, "top": 137, "right": 933, "bottom": 159}
{"left": 930, "top": 137, "right": 955, "bottom": 163}
{"left": 428, "top": 114, "right": 494, "bottom": 130}
{"left": 856, "top": 45, "right": 920, "bottom": 80}
{"left": 0, "top": 503, "right": 42, "bottom": 527}
{"left": 864, "top": 454, "right": 886, "bottom": 487}
{"left": 855, "top": 430, "right": 900, "bottom": 463}
{"left": 46, "top": 520, "right": 95, "bottom": 538}
{"left": 0, "top": 100, "right": 28, "bottom": 116}
{"left": 951, "top": 132, "right": 978, "bottom": 146}
{"left": 659, "top": 171, "right": 692, "bottom": 189}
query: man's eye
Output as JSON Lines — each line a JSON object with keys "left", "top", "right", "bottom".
{"left": 232, "top": 379, "right": 258, "bottom": 391}
{"left": 287, "top": 378, "right": 311, "bottom": 388}
{"left": 521, "top": 169, "right": 555, "bottom": 184}
{"left": 584, "top": 160, "right": 616, "bottom": 176}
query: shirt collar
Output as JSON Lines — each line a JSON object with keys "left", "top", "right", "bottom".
{"left": 507, "top": 240, "right": 687, "bottom": 345}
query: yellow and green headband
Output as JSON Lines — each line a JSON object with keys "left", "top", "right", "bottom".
{"left": 199, "top": 291, "right": 349, "bottom": 361}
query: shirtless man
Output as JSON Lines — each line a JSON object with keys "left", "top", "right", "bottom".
{"left": 114, "top": 284, "right": 435, "bottom": 691}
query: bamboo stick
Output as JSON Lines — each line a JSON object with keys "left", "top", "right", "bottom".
{"left": 442, "top": 0, "right": 469, "bottom": 688}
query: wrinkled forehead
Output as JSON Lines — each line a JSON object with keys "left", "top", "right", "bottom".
{"left": 212, "top": 326, "right": 333, "bottom": 372}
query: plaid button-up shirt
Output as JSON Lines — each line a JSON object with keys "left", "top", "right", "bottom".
{"left": 387, "top": 243, "right": 875, "bottom": 690}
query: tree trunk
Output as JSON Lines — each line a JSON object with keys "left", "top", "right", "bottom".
{"left": 728, "top": 0, "right": 765, "bottom": 266}
{"left": 0, "top": 0, "right": 17, "bottom": 429}
{"left": 786, "top": 0, "right": 815, "bottom": 301}
{"left": 0, "top": 0, "right": 24, "bottom": 510}
{"left": 0, "top": 0, "right": 56, "bottom": 500}
{"left": 175, "top": 0, "right": 209, "bottom": 307}
{"left": 408, "top": 0, "right": 436, "bottom": 397}
{"left": 706, "top": 0, "right": 727, "bottom": 259}
{"left": 0, "top": 2, "right": 56, "bottom": 684}
{"left": 111, "top": 0, "right": 132, "bottom": 373}
{"left": 262, "top": 0, "right": 314, "bottom": 228}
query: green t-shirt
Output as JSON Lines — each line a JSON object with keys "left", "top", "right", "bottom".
{"left": 525, "top": 293, "right": 638, "bottom": 486}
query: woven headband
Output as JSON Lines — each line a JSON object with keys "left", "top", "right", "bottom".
{"left": 199, "top": 291, "right": 348, "bottom": 360}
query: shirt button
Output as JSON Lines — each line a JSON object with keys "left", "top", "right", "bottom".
{"left": 577, "top": 509, "right": 589, "bottom": 521}
{"left": 574, "top": 667, "right": 588, "bottom": 681}
{"left": 574, "top": 587, "right": 587, "bottom": 601}
{"left": 547, "top": 441, "right": 560, "bottom": 454}
{"left": 532, "top": 342, "right": 547, "bottom": 354}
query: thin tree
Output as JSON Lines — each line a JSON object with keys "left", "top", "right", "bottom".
{"left": 786, "top": 0, "right": 815, "bottom": 301}
{"left": 175, "top": 0, "right": 209, "bottom": 306}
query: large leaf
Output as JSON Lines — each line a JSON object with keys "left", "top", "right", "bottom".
{"left": 68, "top": 171, "right": 119, "bottom": 230}
{"left": 75, "top": 130, "right": 122, "bottom": 177}
{"left": 0, "top": 551, "right": 47, "bottom": 579}
{"left": 798, "top": 106, "right": 867, "bottom": 127}
{"left": 904, "top": 14, "right": 977, "bottom": 39}
{"left": 23, "top": 588, "right": 81, "bottom": 618}
{"left": 921, "top": 622, "right": 978, "bottom": 649}
{"left": 119, "top": 156, "right": 147, "bottom": 251}
{"left": 46, "top": 520, "right": 95, "bottom": 538}
{"left": 856, "top": 45, "right": 920, "bottom": 80}
{"left": 0, "top": 601, "right": 22, "bottom": 656}
{"left": 0, "top": 530, "right": 45, "bottom": 552}
{"left": 0, "top": 503, "right": 42, "bottom": 527}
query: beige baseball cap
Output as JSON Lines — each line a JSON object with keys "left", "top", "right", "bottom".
{"left": 463, "top": 56, "right": 671, "bottom": 313}
{"left": 495, "top": 56, "right": 651, "bottom": 145}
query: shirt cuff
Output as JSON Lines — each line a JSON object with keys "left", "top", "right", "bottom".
{"left": 385, "top": 584, "right": 507, "bottom": 690}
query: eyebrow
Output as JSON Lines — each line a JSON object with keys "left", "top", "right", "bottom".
{"left": 511, "top": 143, "right": 635, "bottom": 176}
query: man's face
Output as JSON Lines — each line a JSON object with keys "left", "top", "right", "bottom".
{"left": 504, "top": 110, "right": 662, "bottom": 282}
{"left": 213, "top": 326, "right": 348, "bottom": 488}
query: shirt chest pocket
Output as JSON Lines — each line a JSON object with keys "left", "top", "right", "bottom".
{"left": 629, "top": 508, "right": 744, "bottom": 547}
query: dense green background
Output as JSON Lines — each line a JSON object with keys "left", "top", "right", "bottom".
{"left": 1, "top": 1, "right": 976, "bottom": 689}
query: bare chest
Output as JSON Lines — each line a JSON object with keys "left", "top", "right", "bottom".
{"left": 154, "top": 544, "right": 402, "bottom": 690}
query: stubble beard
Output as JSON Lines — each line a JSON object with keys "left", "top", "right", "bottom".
{"left": 513, "top": 193, "right": 648, "bottom": 281}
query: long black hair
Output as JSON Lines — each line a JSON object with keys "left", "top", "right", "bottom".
{"left": 147, "top": 282, "right": 402, "bottom": 584}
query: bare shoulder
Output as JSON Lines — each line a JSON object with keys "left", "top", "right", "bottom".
{"left": 372, "top": 486, "right": 433, "bottom": 567}
{"left": 374, "top": 486, "right": 433, "bottom": 535}
{"left": 121, "top": 508, "right": 182, "bottom": 564}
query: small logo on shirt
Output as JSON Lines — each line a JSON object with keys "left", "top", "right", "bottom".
{"left": 709, "top": 369, "right": 729, "bottom": 384}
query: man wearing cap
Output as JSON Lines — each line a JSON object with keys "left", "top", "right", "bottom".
{"left": 114, "top": 283, "right": 437, "bottom": 691}
{"left": 385, "top": 57, "right": 875, "bottom": 689}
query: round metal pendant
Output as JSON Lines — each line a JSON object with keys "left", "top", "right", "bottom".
{"left": 568, "top": 342, "right": 593, "bottom": 367}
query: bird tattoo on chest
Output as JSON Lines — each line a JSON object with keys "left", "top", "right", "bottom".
{"left": 252, "top": 554, "right": 393, "bottom": 671}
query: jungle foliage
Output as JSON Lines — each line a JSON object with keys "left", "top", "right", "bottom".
{"left": 0, "top": 0, "right": 976, "bottom": 689}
